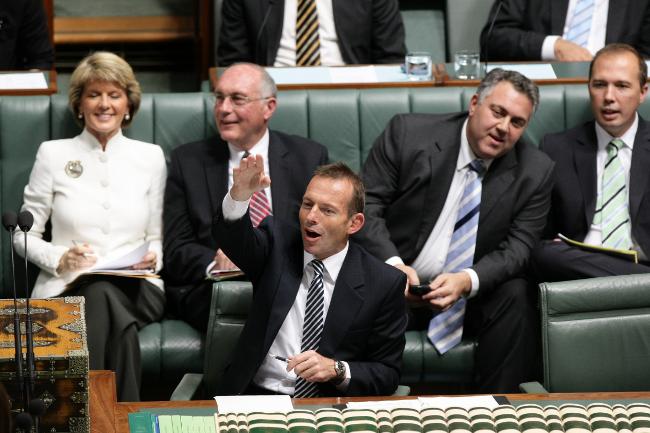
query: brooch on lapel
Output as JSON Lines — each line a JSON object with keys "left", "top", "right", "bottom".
{"left": 64, "top": 160, "right": 83, "bottom": 178}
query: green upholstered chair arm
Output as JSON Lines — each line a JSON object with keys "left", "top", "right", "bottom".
{"left": 540, "top": 273, "right": 650, "bottom": 392}
{"left": 201, "top": 280, "right": 254, "bottom": 398}
{"left": 519, "top": 381, "right": 548, "bottom": 393}
{"left": 139, "top": 320, "right": 204, "bottom": 399}
{"left": 170, "top": 373, "right": 204, "bottom": 401}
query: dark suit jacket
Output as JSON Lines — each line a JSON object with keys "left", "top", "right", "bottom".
{"left": 217, "top": 0, "right": 406, "bottom": 66}
{"left": 163, "top": 130, "right": 328, "bottom": 305}
{"left": 212, "top": 211, "right": 407, "bottom": 396}
{"left": 356, "top": 113, "right": 554, "bottom": 293}
{"left": 0, "top": 0, "right": 53, "bottom": 69}
{"left": 480, "top": 0, "right": 650, "bottom": 61}
{"left": 540, "top": 119, "right": 650, "bottom": 254}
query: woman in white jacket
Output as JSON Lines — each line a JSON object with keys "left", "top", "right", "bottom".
{"left": 14, "top": 52, "right": 166, "bottom": 402}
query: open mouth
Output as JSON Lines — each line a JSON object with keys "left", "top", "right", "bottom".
{"left": 489, "top": 133, "right": 505, "bottom": 144}
{"left": 304, "top": 228, "right": 321, "bottom": 240}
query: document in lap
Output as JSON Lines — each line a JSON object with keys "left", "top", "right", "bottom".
{"left": 82, "top": 241, "right": 159, "bottom": 278}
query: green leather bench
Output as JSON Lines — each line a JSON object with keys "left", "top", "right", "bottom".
{"left": 521, "top": 274, "right": 650, "bottom": 393}
{"left": 3, "top": 84, "right": 649, "bottom": 398}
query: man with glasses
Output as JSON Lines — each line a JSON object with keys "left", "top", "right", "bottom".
{"left": 163, "top": 62, "right": 328, "bottom": 331}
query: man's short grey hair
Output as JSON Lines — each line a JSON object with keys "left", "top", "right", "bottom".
{"left": 476, "top": 68, "right": 540, "bottom": 112}
{"left": 229, "top": 62, "right": 278, "bottom": 98}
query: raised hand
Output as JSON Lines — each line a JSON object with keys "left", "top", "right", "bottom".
{"left": 230, "top": 154, "right": 271, "bottom": 201}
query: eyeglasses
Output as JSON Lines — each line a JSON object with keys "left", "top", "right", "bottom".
{"left": 215, "top": 93, "right": 272, "bottom": 107}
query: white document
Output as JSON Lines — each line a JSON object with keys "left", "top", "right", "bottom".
{"left": 347, "top": 399, "right": 422, "bottom": 410}
{"left": 0, "top": 72, "right": 48, "bottom": 90}
{"left": 214, "top": 395, "right": 293, "bottom": 414}
{"left": 89, "top": 241, "right": 150, "bottom": 271}
{"left": 487, "top": 64, "right": 557, "bottom": 79}
{"left": 329, "top": 66, "right": 379, "bottom": 83}
{"left": 418, "top": 395, "right": 501, "bottom": 410}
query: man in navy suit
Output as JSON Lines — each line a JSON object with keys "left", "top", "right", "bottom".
{"left": 357, "top": 69, "right": 554, "bottom": 393}
{"left": 532, "top": 44, "right": 650, "bottom": 280}
{"left": 213, "top": 161, "right": 407, "bottom": 396}
{"left": 163, "top": 63, "right": 328, "bottom": 331}
{"left": 0, "top": 0, "right": 53, "bottom": 69}
{"left": 217, "top": 0, "right": 406, "bottom": 66}
{"left": 481, "top": 0, "right": 650, "bottom": 62}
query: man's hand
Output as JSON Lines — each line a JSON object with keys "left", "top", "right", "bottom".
{"left": 214, "top": 248, "right": 237, "bottom": 270}
{"left": 554, "top": 38, "right": 593, "bottom": 61}
{"left": 393, "top": 264, "right": 427, "bottom": 304}
{"left": 286, "top": 350, "right": 337, "bottom": 383}
{"left": 422, "top": 272, "right": 472, "bottom": 311}
{"left": 231, "top": 154, "right": 271, "bottom": 201}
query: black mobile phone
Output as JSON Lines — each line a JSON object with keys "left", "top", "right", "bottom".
{"left": 409, "top": 284, "right": 431, "bottom": 296}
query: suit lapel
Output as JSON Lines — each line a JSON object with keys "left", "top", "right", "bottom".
{"left": 574, "top": 125, "right": 598, "bottom": 228}
{"left": 268, "top": 131, "right": 292, "bottom": 221}
{"left": 551, "top": 0, "right": 570, "bottom": 34}
{"left": 263, "top": 237, "right": 305, "bottom": 350}
{"left": 319, "top": 244, "right": 364, "bottom": 356}
{"left": 266, "top": 0, "right": 285, "bottom": 65}
{"left": 629, "top": 119, "right": 650, "bottom": 223}
{"left": 415, "top": 117, "right": 464, "bottom": 254}
{"left": 605, "top": 0, "right": 627, "bottom": 42}
{"left": 479, "top": 147, "right": 517, "bottom": 222}
{"left": 204, "top": 137, "right": 230, "bottom": 216}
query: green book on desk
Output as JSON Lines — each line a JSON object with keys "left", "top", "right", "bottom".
{"left": 128, "top": 412, "right": 159, "bottom": 433}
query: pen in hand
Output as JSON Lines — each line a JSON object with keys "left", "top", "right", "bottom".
{"left": 272, "top": 355, "right": 288, "bottom": 363}
{"left": 72, "top": 240, "right": 97, "bottom": 258}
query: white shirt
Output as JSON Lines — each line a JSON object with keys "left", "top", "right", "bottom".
{"left": 222, "top": 192, "right": 351, "bottom": 394}
{"left": 387, "top": 120, "right": 492, "bottom": 298}
{"left": 274, "top": 0, "right": 345, "bottom": 66}
{"left": 583, "top": 115, "right": 647, "bottom": 259}
{"left": 541, "top": 0, "right": 609, "bottom": 60}
{"left": 14, "top": 128, "right": 167, "bottom": 298}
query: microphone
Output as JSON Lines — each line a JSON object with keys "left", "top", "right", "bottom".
{"left": 17, "top": 211, "right": 37, "bottom": 421}
{"left": 1, "top": 212, "right": 25, "bottom": 412}
{"left": 482, "top": 0, "right": 504, "bottom": 75}
{"left": 15, "top": 411, "right": 33, "bottom": 432}
{"left": 255, "top": 0, "right": 276, "bottom": 64}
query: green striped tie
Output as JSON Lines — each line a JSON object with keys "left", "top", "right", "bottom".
{"left": 296, "top": 0, "right": 321, "bottom": 66}
{"left": 597, "top": 138, "right": 633, "bottom": 250}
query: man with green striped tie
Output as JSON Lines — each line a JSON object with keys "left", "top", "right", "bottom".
{"left": 532, "top": 43, "right": 650, "bottom": 280}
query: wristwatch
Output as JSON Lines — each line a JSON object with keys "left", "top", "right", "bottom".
{"left": 332, "top": 360, "right": 346, "bottom": 385}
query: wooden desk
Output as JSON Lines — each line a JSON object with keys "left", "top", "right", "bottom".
{"left": 208, "top": 67, "right": 440, "bottom": 91}
{"left": 0, "top": 70, "right": 58, "bottom": 95}
{"left": 88, "top": 371, "right": 650, "bottom": 433}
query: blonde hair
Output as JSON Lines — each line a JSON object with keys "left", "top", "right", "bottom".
{"left": 68, "top": 51, "right": 141, "bottom": 127}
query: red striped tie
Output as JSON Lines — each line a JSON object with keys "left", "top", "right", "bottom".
{"left": 242, "top": 151, "right": 272, "bottom": 227}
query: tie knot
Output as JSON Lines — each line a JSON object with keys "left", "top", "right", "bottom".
{"left": 608, "top": 138, "right": 624, "bottom": 154}
{"left": 469, "top": 159, "right": 486, "bottom": 177}
{"left": 242, "top": 150, "right": 251, "bottom": 160}
{"left": 311, "top": 259, "right": 324, "bottom": 276}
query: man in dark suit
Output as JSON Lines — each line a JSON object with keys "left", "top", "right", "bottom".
{"left": 532, "top": 44, "right": 650, "bottom": 280}
{"left": 217, "top": 0, "right": 406, "bottom": 66}
{"left": 356, "top": 69, "right": 554, "bottom": 393}
{"left": 163, "top": 63, "right": 328, "bottom": 331}
{"left": 480, "top": 0, "right": 650, "bottom": 62}
{"left": 0, "top": 0, "right": 53, "bottom": 69}
{"left": 213, "top": 160, "right": 407, "bottom": 396}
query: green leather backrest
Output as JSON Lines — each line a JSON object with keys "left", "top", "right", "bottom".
{"left": 445, "top": 0, "right": 495, "bottom": 61}
{"left": 401, "top": 8, "right": 447, "bottom": 63}
{"left": 4, "top": 84, "right": 650, "bottom": 297}
{"left": 203, "top": 280, "right": 253, "bottom": 396}
{"left": 539, "top": 274, "right": 650, "bottom": 392}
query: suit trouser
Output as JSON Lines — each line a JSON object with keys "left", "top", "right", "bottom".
{"left": 530, "top": 240, "right": 650, "bottom": 282}
{"left": 67, "top": 276, "right": 165, "bottom": 401}
{"left": 410, "top": 277, "right": 539, "bottom": 394}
